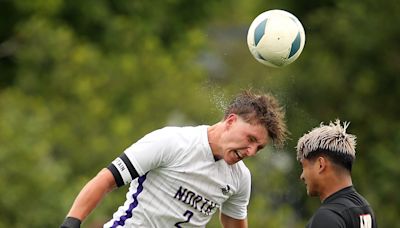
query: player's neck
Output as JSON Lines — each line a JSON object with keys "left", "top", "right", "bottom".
{"left": 207, "top": 123, "right": 223, "bottom": 159}
{"left": 320, "top": 175, "right": 352, "bottom": 202}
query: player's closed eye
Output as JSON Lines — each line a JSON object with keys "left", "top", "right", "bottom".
{"left": 248, "top": 136, "right": 257, "bottom": 143}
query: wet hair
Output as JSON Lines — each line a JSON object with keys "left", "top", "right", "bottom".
{"left": 224, "top": 90, "right": 288, "bottom": 148}
{"left": 296, "top": 119, "right": 357, "bottom": 172}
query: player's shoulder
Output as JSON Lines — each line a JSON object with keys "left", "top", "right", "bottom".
{"left": 230, "top": 161, "right": 251, "bottom": 181}
{"left": 308, "top": 207, "right": 346, "bottom": 228}
{"left": 324, "top": 187, "right": 370, "bottom": 211}
{"left": 315, "top": 206, "right": 342, "bottom": 218}
{"left": 156, "top": 125, "right": 207, "bottom": 136}
{"left": 236, "top": 161, "right": 250, "bottom": 173}
{"left": 142, "top": 125, "right": 207, "bottom": 141}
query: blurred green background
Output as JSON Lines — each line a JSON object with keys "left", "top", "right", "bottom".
{"left": 1, "top": 0, "right": 399, "bottom": 227}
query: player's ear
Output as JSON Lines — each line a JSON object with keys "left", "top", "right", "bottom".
{"left": 317, "top": 156, "right": 327, "bottom": 173}
{"left": 225, "top": 114, "right": 237, "bottom": 128}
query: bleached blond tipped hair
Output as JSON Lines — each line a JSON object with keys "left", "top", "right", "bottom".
{"left": 296, "top": 119, "right": 357, "bottom": 161}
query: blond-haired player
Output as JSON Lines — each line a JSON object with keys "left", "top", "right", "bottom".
{"left": 297, "top": 120, "right": 377, "bottom": 228}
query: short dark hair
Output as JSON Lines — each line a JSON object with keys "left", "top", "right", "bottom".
{"left": 224, "top": 90, "right": 288, "bottom": 148}
{"left": 304, "top": 149, "right": 354, "bottom": 172}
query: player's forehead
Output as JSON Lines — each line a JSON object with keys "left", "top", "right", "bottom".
{"left": 299, "top": 158, "right": 308, "bottom": 166}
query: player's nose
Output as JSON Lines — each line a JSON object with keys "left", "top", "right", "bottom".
{"left": 245, "top": 145, "right": 258, "bottom": 157}
{"left": 300, "top": 172, "right": 305, "bottom": 182}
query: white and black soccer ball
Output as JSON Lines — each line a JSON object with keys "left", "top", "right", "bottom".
{"left": 247, "top": 9, "right": 306, "bottom": 68}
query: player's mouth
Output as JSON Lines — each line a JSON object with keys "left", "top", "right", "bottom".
{"left": 234, "top": 150, "right": 243, "bottom": 160}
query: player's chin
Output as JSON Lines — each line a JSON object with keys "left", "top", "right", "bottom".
{"left": 305, "top": 186, "right": 311, "bottom": 195}
{"left": 306, "top": 188, "right": 317, "bottom": 197}
{"left": 224, "top": 153, "right": 241, "bottom": 165}
{"left": 225, "top": 159, "right": 238, "bottom": 165}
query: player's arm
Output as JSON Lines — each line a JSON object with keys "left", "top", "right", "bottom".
{"left": 220, "top": 213, "right": 248, "bottom": 228}
{"left": 61, "top": 168, "right": 117, "bottom": 227}
{"left": 61, "top": 152, "right": 140, "bottom": 227}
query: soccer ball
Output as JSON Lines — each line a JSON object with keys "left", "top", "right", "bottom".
{"left": 247, "top": 9, "right": 305, "bottom": 68}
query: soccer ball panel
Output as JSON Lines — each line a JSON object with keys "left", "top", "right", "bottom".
{"left": 254, "top": 19, "right": 267, "bottom": 46}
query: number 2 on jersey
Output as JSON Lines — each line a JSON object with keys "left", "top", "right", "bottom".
{"left": 174, "top": 210, "right": 194, "bottom": 227}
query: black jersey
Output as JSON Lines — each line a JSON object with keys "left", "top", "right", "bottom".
{"left": 306, "top": 186, "right": 377, "bottom": 228}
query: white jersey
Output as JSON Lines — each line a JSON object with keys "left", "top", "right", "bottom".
{"left": 104, "top": 125, "right": 251, "bottom": 228}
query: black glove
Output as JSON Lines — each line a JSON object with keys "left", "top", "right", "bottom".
{"left": 60, "top": 217, "right": 81, "bottom": 228}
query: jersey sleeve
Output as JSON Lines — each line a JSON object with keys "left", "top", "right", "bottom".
{"left": 107, "top": 127, "right": 178, "bottom": 187}
{"left": 308, "top": 208, "right": 346, "bottom": 228}
{"left": 107, "top": 153, "right": 139, "bottom": 187}
{"left": 220, "top": 165, "right": 251, "bottom": 220}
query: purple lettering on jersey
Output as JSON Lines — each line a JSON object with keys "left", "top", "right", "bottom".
{"left": 200, "top": 198, "right": 210, "bottom": 211}
{"left": 173, "top": 186, "right": 220, "bottom": 216}
{"left": 204, "top": 201, "right": 218, "bottom": 214}
{"left": 183, "top": 191, "right": 195, "bottom": 204}
{"left": 174, "top": 186, "right": 187, "bottom": 200}
{"left": 111, "top": 174, "right": 147, "bottom": 228}
{"left": 192, "top": 195, "right": 203, "bottom": 209}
